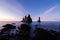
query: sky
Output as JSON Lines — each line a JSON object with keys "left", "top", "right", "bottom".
{"left": 0, "top": 0, "right": 60, "bottom": 21}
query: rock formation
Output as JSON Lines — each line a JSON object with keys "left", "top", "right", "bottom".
{"left": 21, "top": 14, "right": 32, "bottom": 23}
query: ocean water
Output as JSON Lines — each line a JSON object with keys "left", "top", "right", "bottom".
{"left": 0, "top": 21, "right": 60, "bottom": 32}
{"left": 0, "top": 21, "right": 19, "bottom": 29}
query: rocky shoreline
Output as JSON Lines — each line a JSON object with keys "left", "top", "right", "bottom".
{"left": 0, "top": 23, "right": 60, "bottom": 40}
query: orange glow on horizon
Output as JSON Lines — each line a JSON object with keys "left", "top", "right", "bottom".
{"left": 0, "top": 18, "right": 21, "bottom": 21}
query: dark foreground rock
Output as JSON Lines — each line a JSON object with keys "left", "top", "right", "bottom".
{"left": 0, "top": 24, "right": 60, "bottom": 40}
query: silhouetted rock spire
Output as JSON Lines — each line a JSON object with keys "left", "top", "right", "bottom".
{"left": 27, "top": 14, "right": 32, "bottom": 23}
{"left": 37, "top": 17, "right": 41, "bottom": 23}
{"left": 21, "top": 14, "right": 32, "bottom": 23}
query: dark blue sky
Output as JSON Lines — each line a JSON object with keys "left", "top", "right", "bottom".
{"left": 0, "top": 0, "right": 60, "bottom": 21}
{"left": 18, "top": 0, "right": 60, "bottom": 15}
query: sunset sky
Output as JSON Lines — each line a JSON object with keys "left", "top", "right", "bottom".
{"left": 0, "top": 0, "right": 60, "bottom": 21}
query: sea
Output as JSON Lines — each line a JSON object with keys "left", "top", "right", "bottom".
{"left": 0, "top": 21, "right": 20, "bottom": 29}
{"left": 0, "top": 21, "right": 60, "bottom": 32}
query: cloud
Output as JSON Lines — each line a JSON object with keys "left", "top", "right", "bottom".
{"left": 40, "top": 5, "right": 59, "bottom": 21}
{"left": 41, "top": 5, "right": 58, "bottom": 17}
{"left": 0, "top": 0, "right": 29, "bottom": 21}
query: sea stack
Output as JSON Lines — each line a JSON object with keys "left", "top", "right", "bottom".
{"left": 21, "top": 14, "right": 32, "bottom": 23}
{"left": 37, "top": 17, "right": 41, "bottom": 23}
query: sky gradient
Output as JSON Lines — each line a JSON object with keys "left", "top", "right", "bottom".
{"left": 0, "top": 0, "right": 60, "bottom": 21}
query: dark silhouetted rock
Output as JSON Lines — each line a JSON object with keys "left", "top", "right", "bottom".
{"left": 3, "top": 24, "right": 16, "bottom": 29}
{"left": 27, "top": 14, "right": 32, "bottom": 23}
{"left": 21, "top": 14, "right": 32, "bottom": 23}
{"left": 0, "top": 24, "right": 16, "bottom": 40}
{"left": 34, "top": 28, "right": 57, "bottom": 40}
{"left": 17, "top": 24, "right": 31, "bottom": 40}
{"left": 37, "top": 17, "right": 41, "bottom": 23}
{"left": 19, "top": 24, "right": 31, "bottom": 31}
